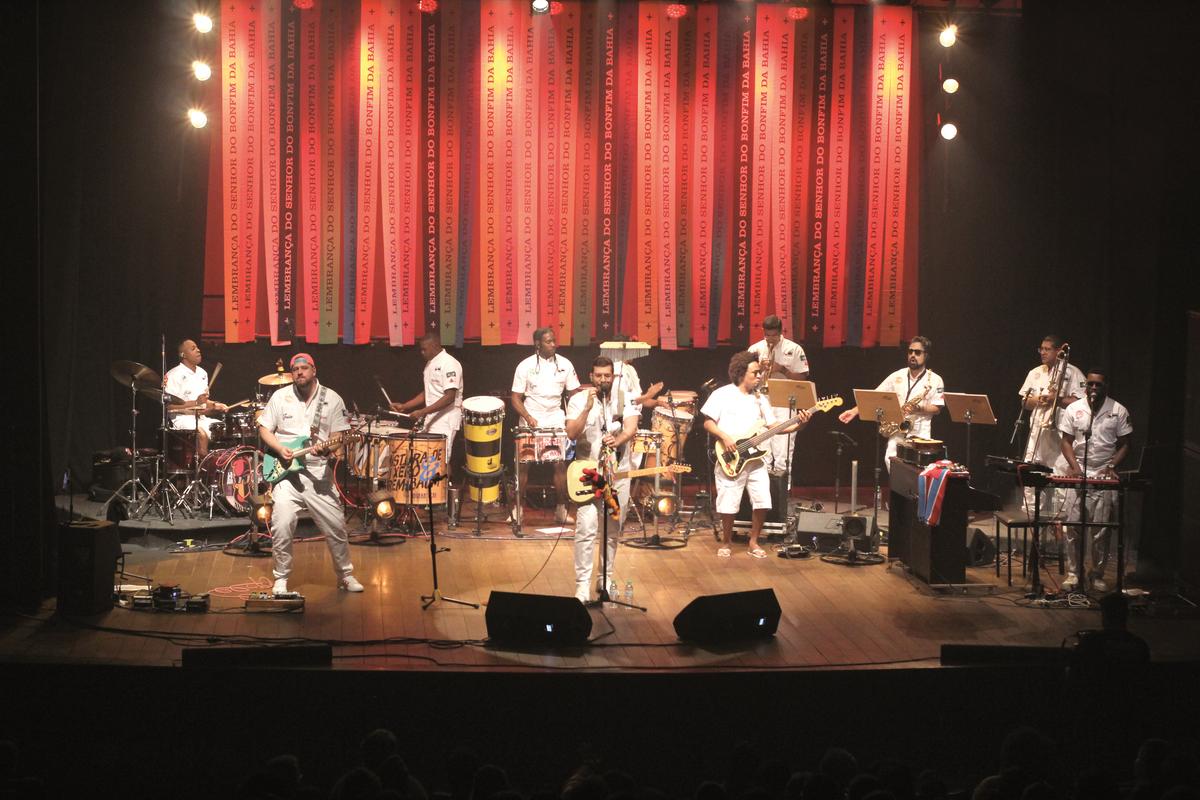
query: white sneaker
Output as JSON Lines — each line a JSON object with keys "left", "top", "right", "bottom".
{"left": 1091, "top": 577, "right": 1109, "bottom": 593}
{"left": 1061, "top": 574, "right": 1079, "bottom": 592}
{"left": 574, "top": 583, "right": 591, "bottom": 604}
{"left": 272, "top": 578, "right": 288, "bottom": 595}
{"left": 339, "top": 575, "right": 365, "bottom": 593}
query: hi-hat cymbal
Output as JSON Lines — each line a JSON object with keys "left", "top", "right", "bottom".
{"left": 259, "top": 372, "right": 295, "bottom": 386}
{"left": 110, "top": 360, "right": 160, "bottom": 389}
{"left": 137, "top": 386, "right": 184, "bottom": 404}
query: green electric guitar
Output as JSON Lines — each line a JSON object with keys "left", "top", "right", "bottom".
{"left": 262, "top": 429, "right": 362, "bottom": 485}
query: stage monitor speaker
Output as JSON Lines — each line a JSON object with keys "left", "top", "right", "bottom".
{"left": 57, "top": 521, "right": 121, "bottom": 616}
{"left": 673, "top": 588, "right": 781, "bottom": 643}
{"left": 485, "top": 591, "right": 592, "bottom": 646}
{"left": 965, "top": 526, "right": 996, "bottom": 567}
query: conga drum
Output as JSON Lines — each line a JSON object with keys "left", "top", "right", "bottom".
{"left": 462, "top": 395, "right": 505, "bottom": 503}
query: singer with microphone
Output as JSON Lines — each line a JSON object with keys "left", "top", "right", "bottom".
{"left": 1057, "top": 369, "right": 1132, "bottom": 593}
{"left": 389, "top": 332, "right": 463, "bottom": 459}
{"left": 564, "top": 357, "right": 640, "bottom": 602}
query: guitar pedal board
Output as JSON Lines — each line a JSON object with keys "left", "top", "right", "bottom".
{"left": 245, "top": 591, "right": 305, "bottom": 612}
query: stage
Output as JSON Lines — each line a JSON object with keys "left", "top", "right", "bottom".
{"left": 11, "top": 492, "right": 1199, "bottom": 672}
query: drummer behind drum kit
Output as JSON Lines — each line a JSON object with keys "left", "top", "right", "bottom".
{"left": 103, "top": 352, "right": 304, "bottom": 523}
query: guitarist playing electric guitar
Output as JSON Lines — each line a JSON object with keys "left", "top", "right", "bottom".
{"left": 563, "top": 356, "right": 641, "bottom": 604}
{"left": 701, "top": 351, "right": 812, "bottom": 560}
{"left": 257, "top": 353, "right": 365, "bottom": 595}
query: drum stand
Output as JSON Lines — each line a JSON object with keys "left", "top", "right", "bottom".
{"left": 175, "top": 420, "right": 219, "bottom": 517}
{"left": 624, "top": 440, "right": 687, "bottom": 550}
{"left": 225, "top": 429, "right": 271, "bottom": 557}
{"left": 135, "top": 336, "right": 185, "bottom": 522}
{"left": 421, "top": 475, "right": 478, "bottom": 610}
{"left": 101, "top": 379, "right": 153, "bottom": 521}
{"left": 349, "top": 421, "right": 411, "bottom": 546}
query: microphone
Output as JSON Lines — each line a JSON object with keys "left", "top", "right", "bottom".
{"left": 1088, "top": 388, "right": 1101, "bottom": 411}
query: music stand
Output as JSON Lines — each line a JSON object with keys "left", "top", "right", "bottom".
{"left": 943, "top": 393, "right": 996, "bottom": 474}
{"left": 852, "top": 390, "right": 905, "bottom": 545}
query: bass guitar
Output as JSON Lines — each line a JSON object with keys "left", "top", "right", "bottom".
{"left": 712, "top": 396, "right": 843, "bottom": 478}
{"left": 262, "top": 429, "right": 363, "bottom": 485}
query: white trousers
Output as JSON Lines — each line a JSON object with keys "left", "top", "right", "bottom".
{"left": 1063, "top": 485, "right": 1116, "bottom": 579}
{"left": 1023, "top": 426, "right": 1069, "bottom": 517}
{"left": 270, "top": 467, "right": 354, "bottom": 581}
{"left": 765, "top": 408, "right": 796, "bottom": 482}
{"left": 573, "top": 479, "right": 630, "bottom": 594}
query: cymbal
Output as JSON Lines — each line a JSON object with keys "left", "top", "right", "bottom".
{"left": 110, "top": 360, "right": 160, "bottom": 390}
{"left": 259, "top": 372, "right": 294, "bottom": 386}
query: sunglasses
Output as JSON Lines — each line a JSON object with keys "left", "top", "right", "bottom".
{"left": 907, "top": 348, "right": 925, "bottom": 354}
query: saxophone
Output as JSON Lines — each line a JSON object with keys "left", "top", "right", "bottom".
{"left": 879, "top": 373, "right": 932, "bottom": 438}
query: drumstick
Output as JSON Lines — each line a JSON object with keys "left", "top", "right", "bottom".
{"left": 207, "top": 362, "right": 223, "bottom": 392}
{"left": 373, "top": 375, "right": 395, "bottom": 407}
{"left": 222, "top": 398, "right": 252, "bottom": 411}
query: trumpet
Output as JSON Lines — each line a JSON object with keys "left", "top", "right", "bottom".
{"left": 758, "top": 357, "right": 774, "bottom": 395}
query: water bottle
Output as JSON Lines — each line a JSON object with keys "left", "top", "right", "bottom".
{"left": 623, "top": 579, "right": 634, "bottom": 605}
{"left": 608, "top": 580, "right": 618, "bottom": 607}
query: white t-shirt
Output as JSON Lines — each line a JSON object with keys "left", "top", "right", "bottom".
{"left": 700, "top": 384, "right": 779, "bottom": 436}
{"left": 566, "top": 389, "right": 640, "bottom": 471}
{"left": 748, "top": 337, "right": 809, "bottom": 383}
{"left": 874, "top": 368, "right": 945, "bottom": 440}
{"left": 258, "top": 381, "right": 350, "bottom": 471}
{"left": 1019, "top": 362, "right": 1086, "bottom": 406}
{"left": 423, "top": 349, "right": 463, "bottom": 430}
{"left": 165, "top": 363, "right": 210, "bottom": 430}
{"left": 512, "top": 353, "right": 580, "bottom": 425}
{"left": 1058, "top": 397, "right": 1132, "bottom": 472}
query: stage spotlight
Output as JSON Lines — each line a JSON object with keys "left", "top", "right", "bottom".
{"left": 653, "top": 494, "right": 678, "bottom": 517}
{"left": 786, "top": 6, "right": 810, "bottom": 21}
{"left": 549, "top": 1, "right": 564, "bottom": 14}
{"left": 531, "top": 0, "right": 550, "bottom": 14}
{"left": 193, "top": 12, "right": 213, "bottom": 33}
{"left": 666, "top": 4, "right": 688, "bottom": 19}
{"left": 293, "top": 0, "right": 314, "bottom": 8}
{"left": 940, "top": 122, "right": 958, "bottom": 140}
{"left": 942, "top": 77, "right": 959, "bottom": 94}
{"left": 249, "top": 494, "right": 273, "bottom": 532}
{"left": 187, "top": 108, "right": 208, "bottom": 128}
{"left": 939, "top": 25, "right": 957, "bottom": 48}
{"left": 417, "top": 0, "right": 438, "bottom": 13}
{"left": 368, "top": 489, "right": 396, "bottom": 521}
{"left": 192, "top": 60, "right": 212, "bottom": 81}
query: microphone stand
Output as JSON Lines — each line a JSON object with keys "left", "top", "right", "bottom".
{"left": 421, "top": 473, "right": 477, "bottom": 610}
{"left": 829, "top": 431, "right": 857, "bottom": 514}
{"left": 1074, "top": 399, "right": 1096, "bottom": 594}
{"left": 1011, "top": 389, "right": 1033, "bottom": 458}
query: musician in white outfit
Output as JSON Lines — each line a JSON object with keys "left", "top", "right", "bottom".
{"left": 165, "top": 339, "right": 228, "bottom": 459}
{"left": 702, "top": 351, "right": 810, "bottom": 559}
{"left": 390, "top": 331, "right": 463, "bottom": 458}
{"left": 1018, "top": 334, "right": 1085, "bottom": 519}
{"left": 748, "top": 315, "right": 810, "bottom": 482}
{"left": 838, "top": 336, "right": 944, "bottom": 471}
{"left": 564, "top": 357, "right": 640, "bottom": 603}
{"left": 258, "top": 353, "right": 363, "bottom": 594}
{"left": 1058, "top": 369, "right": 1132, "bottom": 593}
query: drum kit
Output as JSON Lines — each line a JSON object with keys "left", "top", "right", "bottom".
{"left": 103, "top": 356, "right": 303, "bottom": 522}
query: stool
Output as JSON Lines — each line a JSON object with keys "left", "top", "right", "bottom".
{"left": 993, "top": 510, "right": 1065, "bottom": 586}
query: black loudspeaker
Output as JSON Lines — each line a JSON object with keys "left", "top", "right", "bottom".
{"left": 965, "top": 527, "right": 996, "bottom": 567}
{"left": 484, "top": 591, "right": 592, "bottom": 646}
{"left": 673, "top": 588, "right": 782, "bottom": 643}
{"left": 57, "top": 521, "right": 122, "bottom": 616}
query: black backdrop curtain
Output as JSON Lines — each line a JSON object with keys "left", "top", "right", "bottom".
{"left": 26, "top": 0, "right": 1200, "bottom": 595}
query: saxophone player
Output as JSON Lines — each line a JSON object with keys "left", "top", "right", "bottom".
{"left": 838, "top": 336, "right": 945, "bottom": 471}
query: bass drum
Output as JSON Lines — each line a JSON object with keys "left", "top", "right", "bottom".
{"left": 197, "top": 446, "right": 262, "bottom": 515}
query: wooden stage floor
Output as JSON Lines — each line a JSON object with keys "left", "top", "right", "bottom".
{"left": 8, "top": 501, "right": 1200, "bottom": 671}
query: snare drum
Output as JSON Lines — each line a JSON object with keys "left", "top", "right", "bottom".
{"left": 651, "top": 406, "right": 694, "bottom": 463}
{"left": 225, "top": 405, "right": 264, "bottom": 440}
{"left": 632, "top": 429, "right": 663, "bottom": 454}
{"left": 514, "top": 427, "right": 569, "bottom": 463}
{"left": 197, "top": 445, "right": 261, "bottom": 514}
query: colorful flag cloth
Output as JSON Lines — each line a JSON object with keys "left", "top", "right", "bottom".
{"left": 917, "top": 460, "right": 967, "bottom": 527}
